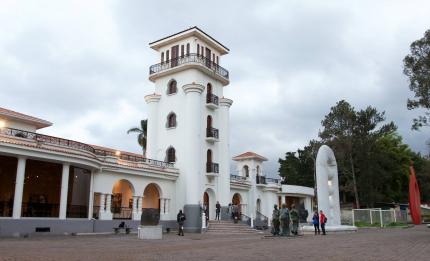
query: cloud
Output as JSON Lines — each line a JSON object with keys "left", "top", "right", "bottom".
{"left": 0, "top": 0, "right": 429, "bottom": 177}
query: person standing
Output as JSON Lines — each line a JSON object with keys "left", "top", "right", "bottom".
{"left": 290, "top": 204, "right": 299, "bottom": 236}
{"left": 312, "top": 210, "right": 320, "bottom": 235}
{"left": 215, "top": 201, "right": 221, "bottom": 221}
{"left": 319, "top": 210, "right": 327, "bottom": 235}
{"left": 279, "top": 204, "right": 290, "bottom": 236}
{"left": 177, "top": 210, "right": 186, "bottom": 236}
{"left": 271, "top": 204, "right": 280, "bottom": 236}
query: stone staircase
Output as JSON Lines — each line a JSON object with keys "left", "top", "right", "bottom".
{"left": 205, "top": 220, "right": 263, "bottom": 235}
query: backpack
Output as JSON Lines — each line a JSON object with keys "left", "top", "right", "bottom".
{"left": 180, "top": 214, "right": 186, "bottom": 222}
{"left": 324, "top": 217, "right": 327, "bottom": 224}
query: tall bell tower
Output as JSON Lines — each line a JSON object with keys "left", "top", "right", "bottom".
{"left": 145, "top": 27, "right": 232, "bottom": 231}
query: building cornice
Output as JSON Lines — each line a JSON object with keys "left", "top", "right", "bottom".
{"left": 144, "top": 93, "right": 162, "bottom": 103}
{"left": 182, "top": 83, "right": 205, "bottom": 94}
{"left": 220, "top": 97, "right": 233, "bottom": 108}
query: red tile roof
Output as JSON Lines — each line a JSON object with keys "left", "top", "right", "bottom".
{"left": 0, "top": 107, "right": 52, "bottom": 129}
{"left": 232, "top": 151, "right": 268, "bottom": 161}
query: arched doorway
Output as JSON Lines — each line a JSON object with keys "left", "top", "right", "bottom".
{"left": 203, "top": 188, "right": 215, "bottom": 221}
{"left": 142, "top": 183, "right": 161, "bottom": 210}
{"left": 256, "top": 198, "right": 261, "bottom": 213}
{"left": 207, "top": 115, "right": 212, "bottom": 129}
{"left": 112, "top": 179, "right": 134, "bottom": 219}
{"left": 141, "top": 183, "right": 161, "bottom": 224}
{"left": 232, "top": 193, "right": 243, "bottom": 215}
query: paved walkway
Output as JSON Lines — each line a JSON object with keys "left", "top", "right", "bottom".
{"left": 0, "top": 225, "right": 429, "bottom": 260}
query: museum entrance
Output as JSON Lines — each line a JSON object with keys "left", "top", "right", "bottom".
{"left": 112, "top": 179, "right": 134, "bottom": 219}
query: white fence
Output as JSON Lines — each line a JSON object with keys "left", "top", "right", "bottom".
{"left": 350, "top": 208, "right": 408, "bottom": 227}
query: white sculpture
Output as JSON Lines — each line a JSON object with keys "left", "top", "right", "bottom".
{"left": 316, "top": 145, "right": 341, "bottom": 226}
{"left": 303, "top": 145, "right": 356, "bottom": 233}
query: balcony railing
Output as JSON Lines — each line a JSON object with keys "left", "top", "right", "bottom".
{"left": 111, "top": 206, "right": 132, "bottom": 219}
{"left": 266, "top": 177, "right": 280, "bottom": 184}
{"left": 206, "top": 127, "right": 219, "bottom": 139}
{"left": 206, "top": 93, "right": 219, "bottom": 106}
{"left": 149, "top": 53, "right": 229, "bottom": 80}
{"left": 230, "top": 174, "right": 247, "bottom": 182}
{"left": 256, "top": 175, "right": 266, "bottom": 185}
{"left": 0, "top": 127, "right": 175, "bottom": 168}
{"left": 206, "top": 162, "right": 219, "bottom": 173}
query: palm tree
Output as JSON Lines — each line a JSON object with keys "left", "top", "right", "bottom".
{"left": 127, "top": 119, "right": 147, "bottom": 156}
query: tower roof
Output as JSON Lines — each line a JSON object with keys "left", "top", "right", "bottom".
{"left": 232, "top": 151, "right": 268, "bottom": 161}
{"left": 149, "top": 26, "right": 229, "bottom": 55}
{"left": 0, "top": 107, "right": 52, "bottom": 129}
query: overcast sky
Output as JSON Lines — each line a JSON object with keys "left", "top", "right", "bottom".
{"left": 1, "top": 0, "right": 429, "bottom": 176}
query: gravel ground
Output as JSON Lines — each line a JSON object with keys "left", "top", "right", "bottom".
{"left": 0, "top": 225, "right": 429, "bottom": 261}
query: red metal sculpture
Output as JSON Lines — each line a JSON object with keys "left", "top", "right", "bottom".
{"left": 409, "top": 164, "right": 422, "bottom": 225}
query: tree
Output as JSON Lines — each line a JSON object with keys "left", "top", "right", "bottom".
{"left": 127, "top": 119, "right": 147, "bottom": 156}
{"left": 403, "top": 29, "right": 430, "bottom": 130}
{"left": 319, "top": 100, "right": 360, "bottom": 208}
{"left": 278, "top": 141, "right": 319, "bottom": 187}
{"left": 319, "top": 100, "right": 397, "bottom": 208}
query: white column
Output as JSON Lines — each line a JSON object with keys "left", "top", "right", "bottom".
{"left": 281, "top": 194, "right": 286, "bottom": 205}
{"left": 132, "top": 196, "right": 140, "bottom": 220}
{"left": 12, "top": 157, "right": 26, "bottom": 219}
{"left": 144, "top": 94, "right": 161, "bottom": 159}
{"left": 100, "top": 193, "right": 113, "bottom": 220}
{"left": 219, "top": 98, "right": 233, "bottom": 206}
{"left": 304, "top": 197, "right": 312, "bottom": 222}
{"left": 87, "top": 171, "right": 95, "bottom": 219}
{"left": 165, "top": 198, "right": 170, "bottom": 214}
{"left": 182, "top": 83, "right": 204, "bottom": 205}
{"left": 138, "top": 196, "right": 143, "bottom": 214}
{"left": 98, "top": 193, "right": 105, "bottom": 218}
{"left": 59, "top": 163, "right": 70, "bottom": 219}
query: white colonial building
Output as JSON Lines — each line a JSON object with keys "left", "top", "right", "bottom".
{"left": 0, "top": 27, "right": 314, "bottom": 236}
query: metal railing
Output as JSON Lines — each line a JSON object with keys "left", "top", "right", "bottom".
{"left": 206, "top": 127, "right": 219, "bottom": 139}
{"left": 111, "top": 206, "right": 132, "bottom": 219}
{"left": 206, "top": 162, "right": 219, "bottom": 173}
{"left": 256, "top": 175, "right": 266, "bottom": 185}
{"left": 206, "top": 93, "right": 219, "bottom": 106}
{"left": 0, "top": 127, "right": 175, "bottom": 168}
{"left": 240, "top": 213, "right": 252, "bottom": 226}
{"left": 230, "top": 174, "right": 247, "bottom": 182}
{"left": 149, "top": 53, "right": 229, "bottom": 80}
{"left": 93, "top": 205, "right": 100, "bottom": 219}
{"left": 266, "top": 177, "right": 280, "bottom": 184}
{"left": 255, "top": 211, "right": 269, "bottom": 230}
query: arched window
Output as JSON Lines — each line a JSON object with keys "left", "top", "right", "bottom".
{"left": 212, "top": 53, "right": 215, "bottom": 62}
{"left": 161, "top": 52, "right": 164, "bottom": 63}
{"left": 167, "top": 80, "right": 177, "bottom": 94}
{"left": 216, "top": 56, "right": 219, "bottom": 64}
{"left": 256, "top": 165, "right": 260, "bottom": 175}
{"left": 197, "top": 44, "right": 200, "bottom": 55}
{"left": 181, "top": 45, "right": 184, "bottom": 57}
{"left": 207, "top": 115, "right": 212, "bottom": 129}
{"left": 167, "top": 113, "right": 176, "bottom": 128}
{"left": 207, "top": 83, "right": 212, "bottom": 95}
{"left": 166, "top": 50, "right": 170, "bottom": 61}
{"left": 207, "top": 149, "right": 212, "bottom": 163}
{"left": 243, "top": 165, "right": 249, "bottom": 177}
{"left": 167, "top": 147, "right": 176, "bottom": 163}
{"left": 186, "top": 43, "right": 190, "bottom": 55}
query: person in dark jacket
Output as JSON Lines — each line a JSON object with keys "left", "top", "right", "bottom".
{"left": 215, "top": 201, "right": 221, "bottom": 221}
{"left": 312, "top": 210, "right": 320, "bottom": 235}
{"left": 177, "top": 210, "right": 186, "bottom": 236}
{"left": 319, "top": 210, "right": 327, "bottom": 235}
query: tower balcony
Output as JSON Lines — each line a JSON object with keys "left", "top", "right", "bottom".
{"left": 206, "top": 127, "right": 219, "bottom": 142}
{"left": 149, "top": 54, "right": 229, "bottom": 86}
{"left": 206, "top": 162, "right": 219, "bottom": 177}
{"left": 206, "top": 93, "right": 219, "bottom": 110}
